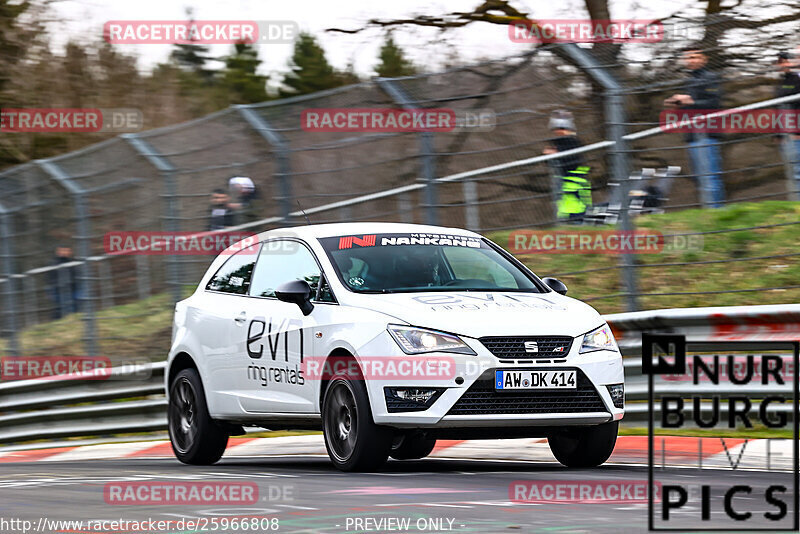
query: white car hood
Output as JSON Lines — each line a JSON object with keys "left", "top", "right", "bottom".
{"left": 342, "top": 291, "right": 604, "bottom": 338}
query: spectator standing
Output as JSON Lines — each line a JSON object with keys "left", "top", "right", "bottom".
{"left": 208, "top": 189, "right": 236, "bottom": 230}
{"left": 665, "top": 46, "right": 725, "bottom": 208}
{"left": 543, "top": 110, "right": 592, "bottom": 222}
{"left": 228, "top": 176, "right": 260, "bottom": 223}
{"left": 49, "top": 245, "right": 80, "bottom": 319}
{"left": 775, "top": 51, "right": 800, "bottom": 200}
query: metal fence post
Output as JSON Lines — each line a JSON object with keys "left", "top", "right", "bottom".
{"left": 606, "top": 88, "right": 639, "bottom": 312}
{"left": 122, "top": 134, "right": 183, "bottom": 304}
{"left": 559, "top": 44, "right": 638, "bottom": 311}
{"left": 550, "top": 168, "right": 561, "bottom": 224}
{"left": 398, "top": 193, "right": 413, "bottom": 223}
{"left": 36, "top": 159, "right": 98, "bottom": 357}
{"left": 0, "top": 205, "right": 20, "bottom": 356}
{"left": 377, "top": 78, "right": 439, "bottom": 226}
{"left": 235, "top": 105, "right": 293, "bottom": 222}
{"left": 463, "top": 180, "right": 480, "bottom": 231}
{"left": 22, "top": 276, "right": 35, "bottom": 328}
{"left": 135, "top": 255, "right": 151, "bottom": 300}
{"left": 97, "top": 259, "right": 114, "bottom": 309}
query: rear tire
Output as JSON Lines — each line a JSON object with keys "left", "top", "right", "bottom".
{"left": 168, "top": 368, "right": 229, "bottom": 465}
{"left": 548, "top": 421, "right": 618, "bottom": 468}
{"left": 322, "top": 374, "right": 392, "bottom": 471}
{"left": 390, "top": 434, "right": 436, "bottom": 460}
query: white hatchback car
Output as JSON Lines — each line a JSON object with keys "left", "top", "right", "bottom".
{"left": 167, "top": 222, "right": 624, "bottom": 471}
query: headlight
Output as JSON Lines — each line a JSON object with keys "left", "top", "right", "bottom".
{"left": 579, "top": 324, "right": 618, "bottom": 354}
{"left": 388, "top": 325, "right": 476, "bottom": 355}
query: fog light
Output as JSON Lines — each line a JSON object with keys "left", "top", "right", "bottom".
{"left": 384, "top": 387, "right": 444, "bottom": 412}
{"left": 395, "top": 389, "right": 436, "bottom": 403}
{"left": 606, "top": 383, "right": 624, "bottom": 408}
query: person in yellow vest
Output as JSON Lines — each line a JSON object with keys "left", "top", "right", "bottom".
{"left": 543, "top": 110, "right": 592, "bottom": 222}
{"left": 559, "top": 166, "right": 592, "bottom": 221}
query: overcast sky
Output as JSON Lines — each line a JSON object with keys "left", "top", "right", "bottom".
{"left": 47, "top": 0, "right": 693, "bottom": 79}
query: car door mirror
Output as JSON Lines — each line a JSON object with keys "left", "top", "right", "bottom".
{"left": 542, "top": 277, "right": 568, "bottom": 295}
{"left": 275, "top": 279, "right": 315, "bottom": 315}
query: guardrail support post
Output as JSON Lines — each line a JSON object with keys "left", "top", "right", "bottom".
{"left": 378, "top": 78, "right": 439, "bottom": 226}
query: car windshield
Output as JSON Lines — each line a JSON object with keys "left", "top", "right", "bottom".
{"left": 318, "top": 233, "right": 543, "bottom": 293}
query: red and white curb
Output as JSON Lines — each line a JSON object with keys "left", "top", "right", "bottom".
{"left": 0, "top": 435, "right": 793, "bottom": 471}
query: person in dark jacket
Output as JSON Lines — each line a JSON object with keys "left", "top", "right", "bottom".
{"left": 543, "top": 110, "right": 592, "bottom": 221}
{"left": 775, "top": 51, "right": 800, "bottom": 199}
{"left": 49, "top": 245, "right": 80, "bottom": 319}
{"left": 208, "top": 189, "right": 236, "bottom": 230}
{"left": 665, "top": 46, "right": 725, "bottom": 208}
{"left": 228, "top": 176, "right": 260, "bottom": 224}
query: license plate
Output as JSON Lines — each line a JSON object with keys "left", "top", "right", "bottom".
{"left": 495, "top": 369, "right": 576, "bottom": 390}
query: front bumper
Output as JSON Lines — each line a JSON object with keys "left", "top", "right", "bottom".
{"left": 362, "top": 334, "right": 624, "bottom": 428}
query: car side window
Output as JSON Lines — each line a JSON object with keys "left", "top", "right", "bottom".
{"left": 249, "top": 240, "right": 324, "bottom": 299}
{"left": 205, "top": 243, "right": 260, "bottom": 295}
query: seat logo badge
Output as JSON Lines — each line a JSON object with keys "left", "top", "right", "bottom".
{"left": 524, "top": 341, "right": 539, "bottom": 353}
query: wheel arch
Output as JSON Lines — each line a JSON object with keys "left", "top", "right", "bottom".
{"left": 318, "top": 347, "right": 359, "bottom": 410}
{"left": 167, "top": 352, "right": 198, "bottom": 394}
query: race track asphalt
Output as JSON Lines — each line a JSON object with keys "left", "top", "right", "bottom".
{"left": 1, "top": 455, "right": 796, "bottom": 533}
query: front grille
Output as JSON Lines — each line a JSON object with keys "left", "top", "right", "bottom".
{"left": 447, "top": 368, "right": 607, "bottom": 416}
{"left": 480, "top": 336, "right": 574, "bottom": 360}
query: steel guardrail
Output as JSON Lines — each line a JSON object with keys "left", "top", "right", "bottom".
{"left": 0, "top": 305, "right": 796, "bottom": 443}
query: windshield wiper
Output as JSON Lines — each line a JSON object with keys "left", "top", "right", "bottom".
{"left": 354, "top": 287, "right": 540, "bottom": 294}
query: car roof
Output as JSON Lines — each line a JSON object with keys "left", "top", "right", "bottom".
{"left": 255, "top": 222, "right": 483, "bottom": 241}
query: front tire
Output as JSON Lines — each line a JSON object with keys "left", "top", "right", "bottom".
{"left": 548, "top": 421, "right": 618, "bottom": 468}
{"left": 322, "top": 375, "right": 392, "bottom": 471}
{"left": 168, "top": 368, "right": 229, "bottom": 465}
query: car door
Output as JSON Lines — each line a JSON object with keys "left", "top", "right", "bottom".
{"left": 235, "top": 238, "right": 332, "bottom": 413}
{"left": 195, "top": 242, "right": 261, "bottom": 411}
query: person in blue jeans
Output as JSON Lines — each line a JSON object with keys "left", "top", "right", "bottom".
{"left": 49, "top": 245, "right": 81, "bottom": 319}
{"left": 775, "top": 51, "right": 800, "bottom": 200}
{"left": 665, "top": 46, "right": 725, "bottom": 208}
